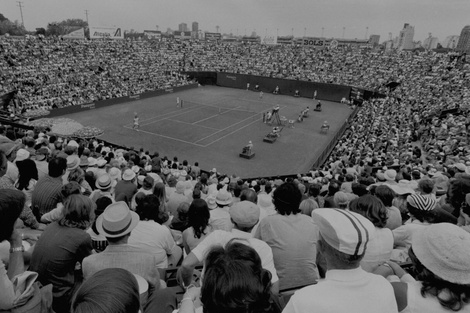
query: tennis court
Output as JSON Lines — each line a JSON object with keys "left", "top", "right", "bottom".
{"left": 61, "top": 85, "right": 353, "bottom": 178}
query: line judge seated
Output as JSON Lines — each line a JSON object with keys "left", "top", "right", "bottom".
{"left": 242, "top": 141, "right": 253, "bottom": 154}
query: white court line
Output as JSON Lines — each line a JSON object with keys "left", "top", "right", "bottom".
{"left": 202, "top": 115, "right": 265, "bottom": 147}
{"left": 138, "top": 106, "right": 205, "bottom": 127}
{"left": 194, "top": 105, "right": 288, "bottom": 145}
{"left": 166, "top": 119, "right": 219, "bottom": 130}
{"left": 124, "top": 105, "right": 204, "bottom": 127}
{"left": 193, "top": 105, "right": 242, "bottom": 125}
{"left": 123, "top": 125, "right": 206, "bottom": 147}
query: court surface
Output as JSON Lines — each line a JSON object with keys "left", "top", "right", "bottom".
{"left": 61, "top": 85, "right": 353, "bottom": 178}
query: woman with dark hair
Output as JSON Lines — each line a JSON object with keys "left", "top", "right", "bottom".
{"left": 30, "top": 194, "right": 95, "bottom": 312}
{"left": 128, "top": 194, "right": 182, "bottom": 268}
{"left": 86, "top": 196, "right": 113, "bottom": 252}
{"left": 375, "top": 185, "right": 402, "bottom": 230}
{"left": 153, "top": 182, "right": 170, "bottom": 224}
{"left": 349, "top": 195, "right": 393, "bottom": 272}
{"left": 14, "top": 158, "right": 38, "bottom": 207}
{"left": 68, "top": 167, "right": 92, "bottom": 196}
{"left": 392, "top": 194, "right": 437, "bottom": 262}
{"left": 0, "top": 190, "right": 34, "bottom": 310}
{"left": 71, "top": 268, "right": 140, "bottom": 313}
{"left": 182, "top": 199, "right": 213, "bottom": 254}
{"left": 377, "top": 223, "right": 470, "bottom": 312}
{"left": 255, "top": 182, "right": 319, "bottom": 290}
{"left": 178, "top": 242, "right": 281, "bottom": 313}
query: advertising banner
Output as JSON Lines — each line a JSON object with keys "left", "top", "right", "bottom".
{"left": 144, "top": 30, "right": 162, "bottom": 40}
{"left": 302, "top": 37, "right": 326, "bottom": 47}
{"left": 63, "top": 28, "right": 85, "bottom": 39}
{"left": 205, "top": 32, "right": 221, "bottom": 41}
{"left": 90, "top": 26, "right": 124, "bottom": 39}
{"left": 262, "top": 36, "right": 278, "bottom": 45}
{"left": 175, "top": 31, "right": 192, "bottom": 39}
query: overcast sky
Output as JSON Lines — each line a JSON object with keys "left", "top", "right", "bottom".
{"left": 2, "top": 0, "right": 469, "bottom": 42}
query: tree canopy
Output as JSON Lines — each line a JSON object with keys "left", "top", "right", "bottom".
{"left": 46, "top": 18, "right": 88, "bottom": 36}
{"left": 0, "top": 13, "right": 27, "bottom": 36}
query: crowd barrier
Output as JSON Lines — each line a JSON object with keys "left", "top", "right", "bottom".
{"left": 216, "top": 73, "right": 351, "bottom": 102}
{"left": 46, "top": 84, "right": 198, "bottom": 118}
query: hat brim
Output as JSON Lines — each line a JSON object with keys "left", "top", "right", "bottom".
{"left": 216, "top": 199, "right": 232, "bottom": 206}
{"left": 96, "top": 210, "right": 139, "bottom": 238}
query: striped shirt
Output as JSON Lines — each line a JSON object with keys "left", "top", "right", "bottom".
{"left": 31, "top": 175, "right": 63, "bottom": 216}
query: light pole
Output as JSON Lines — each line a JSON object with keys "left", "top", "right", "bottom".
{"left": 85, "top": 9, "right": 90, "bottom": 26}
{"left": 17, "top": 1, "right": 24, "bottom": 27}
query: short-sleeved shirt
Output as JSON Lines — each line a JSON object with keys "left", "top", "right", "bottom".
{"left": 30, "top": 222, "right": 92, "bottom": 307}
{"left": 255, "top": 213, "right": 319, "bottom": 290}
{"left": 31, "top": 175, "right": 63, "bottom": 215}
{"left": 282, "top": 268, "right": 398, "bottom": 313}
{"left": 128, "top": 220, "right": 177, "bottom": 268}
{"left": 192, "top": 229, "right": 278, "bottom": 284}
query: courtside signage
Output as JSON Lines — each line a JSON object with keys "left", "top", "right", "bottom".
{"left": 90, "top": 26, "right": 124, "bottom": 39}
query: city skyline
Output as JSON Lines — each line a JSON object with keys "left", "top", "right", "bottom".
{"left": 1, "top": 0, "right": 469, "bottom": 42}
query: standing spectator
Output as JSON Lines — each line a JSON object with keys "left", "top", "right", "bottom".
{"left": 31, "top": 157, "right": 66, "bottom": 217}
{"left": 30, "top": 194, "right": 94, "bottom": 312}
{"left": 255, "top": 182, "right": 319, "bottom": 290}
{"left": 283, "top": 209, "right": 398, "bottom": 313}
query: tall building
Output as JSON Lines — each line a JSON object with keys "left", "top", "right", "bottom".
{"left": 192, "top": 22, "right": 199, "bottom": 32}
{"left": 456, "top": 25, "right": 470, "bottom": 52}
{"left": 369, "top": 34, "right": 380, "bottom": 46}
{"left": 178, "top": 23, "right": 188, "bottom": 32}
{"left": 397, "top": 23, "right": 415, "bottom": 50}
{"left": 423, "top": 34, "right": 439, "bottom": 50}
{"left": 442, "top": 35, "right": 460, "bottom": 49}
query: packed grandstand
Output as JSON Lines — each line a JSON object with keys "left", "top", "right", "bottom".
{"left": 1, "top": 34, "right": 470, "bottom": 313}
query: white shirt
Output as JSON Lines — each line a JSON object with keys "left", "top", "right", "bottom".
{"left": 128, "top": 220, "right": 176, "bottom": 268}
{"left": 282, "top": 267, "right": 398, "bottom": 313}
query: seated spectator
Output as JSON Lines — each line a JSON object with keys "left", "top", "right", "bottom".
{"left": 349, "top": 195, "right": 393, "bottom": 272}
{"left": 178, "top": 242, "right": 281, "bottom": 313}
{"left": 378, "top": 223, "right": 470, "bottom": 312}
{"left": 255, "top": 182, "right": 319, "bottom": 290}
{"left": 375, "top": 185, "right": 402, "bottom": 230}
{"left": 392, "top": 194, "right": 437, "bottom": 262}
{"left": 283, "top": 209, "right": 398, "bottom": 313}
{"left": 82, "top": 201, "right": 162, "bottom": 292}
{"left": 178, "top": 200, "right": 279, "bottom": 294}
{"left": 87, "top": 196, "right": 113, "bottom": 252}
{"left": 0, "top": 189, "right": 49, "bottom": 311}
{"left": 40, "top": 181, "right": 82, "bottom": 223}
{"left": 71, "top": 268, "right": 141, "bottom": 313}
{"left": 30, "top": 194, "right": 94, "bottom": 312}
{"left": 128, "top": 195, "right": 182, "bottom": 268}
{"left": 458, "top": 194, "right": 470, "bottom": 233}
{"left": 182, "top": 199, "right": 213, "bottom": 254}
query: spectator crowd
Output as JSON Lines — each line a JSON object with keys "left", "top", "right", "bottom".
{"left": 0, "top": 35, "right": 470, "bottom": 313}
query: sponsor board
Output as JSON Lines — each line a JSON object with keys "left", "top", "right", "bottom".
{"left": 63, "top": 28, "right": 85, "bottom": 39}
{"left": 302, "top": 37, "right": 326, "bottom": 47}
{"left": 262, "top": 36, "right": 278, "bottom": 45}
{"left": 205, "top": 32, "right": 221, "bottom": 41}
{"left": 129, "top": 95, "right": 141, "bottom": 100}
{"left": 225, "top": 75, "right": 237, "bottom": 81}
{"left": 175, "top": 31, "right": 192, "bottom": 39}
{"left": 90, "top": 26, "right": 124, "bottom": 39}
{"left": 165, "top": 88, "right": 174, "bottom": 93}
{"left": 144, "top": 30, "right": 162, "bottom": 40}
{"left": 81, "top": 103, "right": 95, "bottom": 110}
